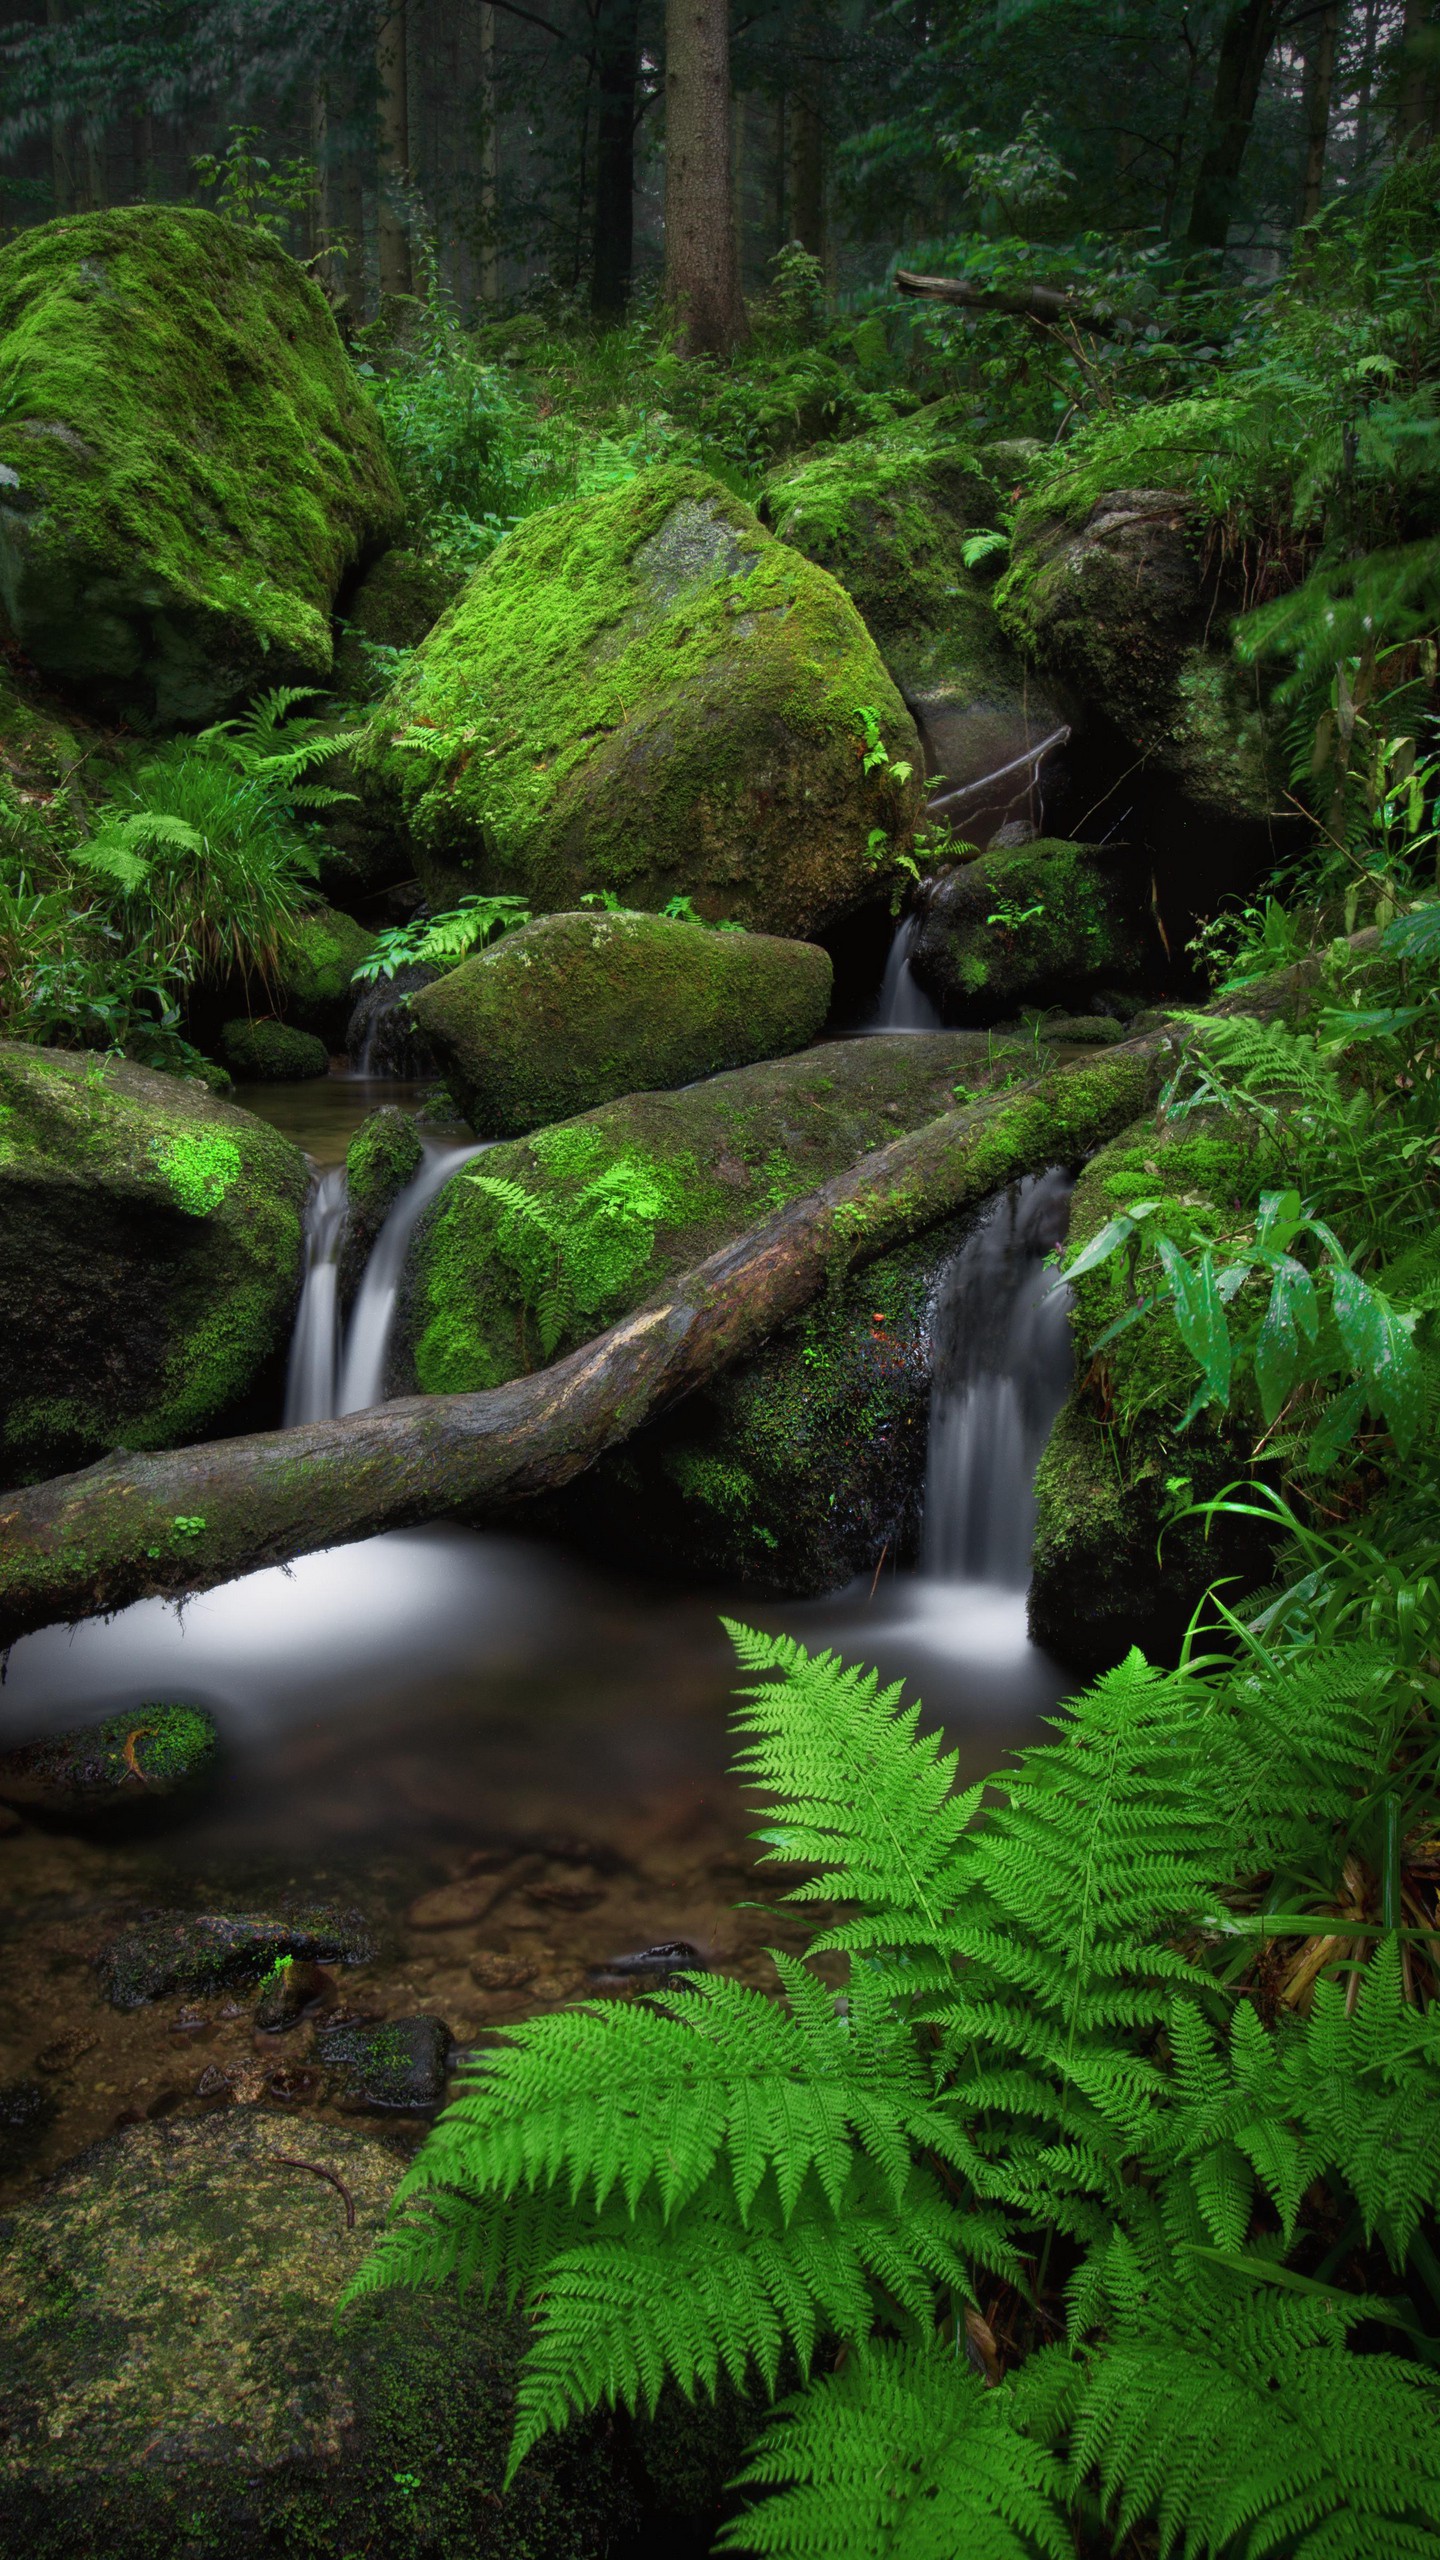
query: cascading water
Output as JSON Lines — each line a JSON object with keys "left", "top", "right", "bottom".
{"left": 336, "top": 1139, "right": 491, "bottom": 1415}
{"left": 282, "top": 1168, "right": 350, "bottom": 1427}
{"left": 872, "top": 915, "right": 943, "bottom": 1031}
{"left": 921, "top": 1167, "right": 1075, "bottom": 1597}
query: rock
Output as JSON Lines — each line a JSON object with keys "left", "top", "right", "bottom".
{"left": 252, "top": 1956, "right": 333, "bottom": 2032}
{"left": 409, "top": 908, "right": 834, "bottom": 1136}
{"left": 333, "top": 545, "right": 466, "bottom": 699}
{"left": 0, "top": 207, "right": 401, "bottom": 725}
{"left": 0, "top": 2109, "right": 637, "bottom": 2560}
{"left": 316, "top": 2014, "right": 452, "bottom": 2112}
{"left": 0, "top": 1702, "right": 217, "bottom": 1817}
{"left": 995, "top": 471, "right": 1279, "bottom": 823}
{"left": 910, "top": 838, "right": 1153, "bottom": 1021}
{"left": 355, "top": 463, "right": 924, "bottom": 937}
{"left": 344, "top": 962, "right": 442, "bottom": 1079}
{"left": 0, "top": 655, "right": 121, "bottom": 877}
{"left": 765, "top": 407, "right": 1074, "bottom": 844}
{"left": 406, "top": 1874, "right": 509, "bottom": 1931}
{"left": 97, "top": 1903, "right": 375, "bottom": 2010}
{"left": 1029, "top": 1115, "right": 1281, "bottom": 1672}
{"left": 220, "top": 1017, "right": 330, "bottom": 1081}
{"left": 0, "top": 1042, "right": 308, "bottom": 1483}
{"left": 275, "top": 905, "right": 378, "bottom": 1045}
{"left": 338, "top": 1102, "right": 426, "bottom": 1304}
{"left": 0, "top": 2076, "right": 54, "bottom": 2170}
{"left": 393, "top": 1027, "right": 1067, "bottom": 1590}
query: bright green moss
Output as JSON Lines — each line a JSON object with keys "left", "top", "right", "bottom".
{"left": 355, "top": 464, "right": 923, "bottom": 937}
{"left": 277, "top": 905, "right": 377, "bottom": 1038}
{"left": 0, "top": 206, "right": 402, "bottom": 723}
{"left": 221, "top": 1019, "right": 330, "bottom": 1082}
{"left": 150, "top": 1128, "right": 242, "bottom": 1216}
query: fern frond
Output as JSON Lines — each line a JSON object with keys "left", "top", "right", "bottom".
{"left": 720, "top": 2343, "right": 1071, "bottom": 2559}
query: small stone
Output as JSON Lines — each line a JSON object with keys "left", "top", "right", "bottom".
{"left": 316, "top": 2015, "right": 452, "bottom": 2114}
{"left": 405, "top": 1876, "right": 507, "bottom": 1932}
{"left": 34, "top": 2030, "right": 99, "bottom": 2075}
{"left": 0, "top": 1702, "right": 218, "bottom": 1819}
{"left": 254, "top": 1957, "right": 332, "bottom": 2032}
{"left": 97, "top": 1904, "right": 375, "bottom": 2010}
{"left": 468, "top": 1951, "right": 536, "bottom": 1991}
{"left": 0, "top": 2077, "right": 54, "bottom": 2166}
{"left": 523, "top": 1868, "right": 607, "bottom": 1913}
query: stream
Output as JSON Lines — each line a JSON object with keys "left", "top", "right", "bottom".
{"left": 0, "top": 1068, "right": 1076, "bottom": 2196}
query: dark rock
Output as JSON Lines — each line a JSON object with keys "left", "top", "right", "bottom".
{"left": 220, "top": 1017, "right": 330, "bottom": 1082}
{"left": 910, "top": 838, "right": 1153, "bottom": 1022}
{"left": 338, "top": 1102, "right": 426, "bottom": 1307}
{"left": 0, "top": 1703, "right": 217, "bottom": 1819}
{"left": 0, "top": 2108, "right": 638, "bottom": 2560}
{"left": 97, "top": 1905, "right": 375, "bottom": 2010}
{"left": 317, "top": 2014, "right": 452, "bottom": 2113}
{"left": 333, "top": 545, "right": 466, "bottom": 700}
{"left": 0, "top": 2078, "right": 53, "bottom": 2171}
{"left": 344, "top": 963, "right": 442, "bottom": 1080}
{"left": 253, "top": 1957, "right": 333, "bottom": 2033}
{"left": 274, "top": 905, "right": 378, "bottom": 1046}
{"left": 0, "top": 1042, "right": 308, "bottom": 1486}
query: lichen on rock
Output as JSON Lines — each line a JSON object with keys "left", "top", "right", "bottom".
{"left": 0, "top": 1040, "right": 308, "bottom": 1481}
{"left": 0, "top": 206, "right": 402, "bottom": 724}
{"left": 354, "top": 462, "right": 923, "bottom": 936}
{"left": 409, "top": 907, "right": 834, "bottom": 1135}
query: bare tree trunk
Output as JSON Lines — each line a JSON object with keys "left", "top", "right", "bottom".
{"left": 1353, "top": 0, "right": 1382, "bottom": 179}
{"left": 663, "top": 0, "right": 746, "bottom": 354}
{"left": 773, "top": 87, "right": 786, "bottom": 248}
{"left": 377, "top": 1, "right": 414, "bottom": 295}
{"left": 479, "top": 0, "right": 500, "bottom": 301}
{"left": 1398, "top": 0, "right": 1438, "bottom": 143}
{"left": 787, "top": 2, "right": 825, "bottom": 262}
{"left": 591, "top": 0, "right": 639, "bottom": 314}
{"left": 1185, "top": 0, "right": 1288, "bottom": 252}
{"left": 1301, "top": 0, "right": 1342, "bottom": 221}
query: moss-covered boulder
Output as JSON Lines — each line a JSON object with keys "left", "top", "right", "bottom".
{"left": 0, "top": 1703, "right": 217, "bottom": 1819}
{"left": 995, "top": 476, "right": 1278, "bottom": 822}
{"left": 339, "top": 1102, "right": 425, "bottom": 1302}
{"left": 1029, "top": 1114, "right": 1276, "bottom": 1671}
{"left": 765, "top": 409, "right": 1073, "bottom": 843}
{"left": 355, "top": 464, "right": 924, "bottom": 936}
{"left": 910, "top": 838, "right": 1152, "bottom": 1020}
{"left": 0, "top": 656, "right": 119, "bottom": 871}
{"left": 333, "top": 544, "right": 466, "bottom": 699}
{"left": 410, "top": 908, "right": 834, "bottom": 1135}
{"left": 275, "top": 902, "right": 377, "bottom": 1043}
{"left": 0, "top": 207, "right": 402, "bottom": 725}
{"left": 0, "top": 1042, "right": 307, "bottom": 1481}
{"left": 0, "top": 2109, "right": 636, "bottom": 2560}
{"left": 220, "top": 1017, "right": 329, "bottom": 1081}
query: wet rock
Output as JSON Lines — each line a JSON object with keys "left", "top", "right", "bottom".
{"left": 910, "top": 838, "right": 1153, "bottom": 1023}
{"left": 253, "top": 1956, "right": 334, "bottom": 2033}
{"left": 220, "top": 1017, "right": 330, "bottom": 1082}
{"left": 343, "top": 963, "right": 442, "bottom": 1081}
{"left": 0, "top": 1042, "right": 308, "bottom": 1485}
{"left": 406, "top": 1873, "right": 512, "bottom": 1931}
{"left": 410, "top": 908, "right": 834, "bottom": 1138}
{"left": 0, "top": 207, "right": 401, "bottom": 725}
{"left": 316, "top": 2014, "right": 452, "bottom": 2113}
{"left": 0, "top": 1702, "right": 217, "bottom": 1819}
{"left": 273, "top": 904, "right": 378, "bottom": 1046}
{"left": 97, "top": 1904, "right": 375, "bottom": 2011}
{"left": 0, "top": 2077, "right": 54, "bottom": 2169}
{"left": 338, "top": 1101, "right": 426, "bottom": 1307}
{"left": 33, "top": 2031, "right": 98, "bottom": 2076}
{"left": 0, "top": 2109, "right": 638, "bottom": 2559}
{"left": 355, "top": 463, "right": 923, "bottom": 938}
{"left": 470, "top": 1951, "right": 537, "bottom": 1991}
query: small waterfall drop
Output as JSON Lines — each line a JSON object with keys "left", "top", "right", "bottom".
{"left": 336, "top": 1140, "right": 491, "bottom": 1416}
{"left": 922, "top": 1168, "right": 1075, "bottom": 1592}
{"left": 872, "top": 915, "right": 943, "bottom": 1032}
{"left": 283, "top": 1168, "right": 350, "bottom": 1428}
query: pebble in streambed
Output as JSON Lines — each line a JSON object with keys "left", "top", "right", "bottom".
{"left": 0, "top": 1703, "right": 218, "bottom": 1820}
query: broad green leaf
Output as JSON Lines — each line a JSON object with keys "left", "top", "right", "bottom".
{"left": 1158, "top": 1237, "right": 1231, "bottom": 1408}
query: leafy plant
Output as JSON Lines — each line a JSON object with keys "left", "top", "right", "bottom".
{"left": 351, "top": 894, "right": 532, "bottom": 986}
{"left": 190, "top": 124, "right": 317, "bottom": 238}
{"left": 465, "top": 1152, "right": 674, "bottom": 1361}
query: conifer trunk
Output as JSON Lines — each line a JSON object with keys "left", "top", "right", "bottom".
{"left": 663, "top": 0, "right": 746, "bottom": 353}
{"left": 592, "top": 0, "right": 639, "bottom": 316}
{"left": 1185, "top": 0, "right": 1287, "bottom": 253}
{"left": 1301, "top": 0, "right": 1341, "bottom": 223}
{"left": 377, "top": 0, "right": 413, "bottom": 295}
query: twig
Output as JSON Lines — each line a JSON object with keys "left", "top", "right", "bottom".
{"left": 271, "top": 2153, "right": 356, "bottom": 2229}
{"left": 868, "top": 1542, "right": 889, "bottom": 1600}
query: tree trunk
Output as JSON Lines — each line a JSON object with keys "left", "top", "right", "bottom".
{"left": 377, "top": 0, "right": 413, "bottom": 296}
{"left": 1300, "top": 0, "right": 1341, "bottom": 222}
{"left": 1353, "top": 0, "right": 1382, "bottom": 178}
{"left": 0, "top": 1046, "right": 1170, "bottom": 1648}
{"left": 786, "top": 4, "right": 824, "bottom": 263}
{"left": 1398, "top": 0, "right": 1438, "bottom": 143}
{"left": 591, "top": 0, "right": 639, "bottom": 316}
{"left": 894, "top": 269, "right": 1122, "bottom": 336}
{"left": 480, "top": 0, "right": 500, "bottom": 302}
{"left": 663, "top": 0, "right": 745, "bottom": 354}
{"left": 1185, "top": 0, "right": 1287, "bottom": 253}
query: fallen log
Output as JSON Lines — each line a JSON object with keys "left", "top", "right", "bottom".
{"left": 893, "top": 269, "right": 1123, "bottom": 337}
{"left": 0, "top": 1041, "right": 1164, "bottom": 1646}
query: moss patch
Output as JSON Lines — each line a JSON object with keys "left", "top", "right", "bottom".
{"left": 340, "top": 1103, "right": 424, "bottom": 1302}
{"left": 410, "top": 907, "right": 834, "bottom": 1135}
{"left": 0, "top": 206, "right": 401, "bottom": 724}
{"left": 911, "top": 838, "right": 1152, "bottom": 1020}
{"left": 0, "top": 1041, "right": 307, "bottom": 1481}
{"left": 355, "top": 463, "right": 923, "bottom": 937}
{"left": 221, "top": 1018, "right": 330, "bottom": 1081}
{"left": 0, "top": 1702, "right": 217, "bottom": 1815}
{"left": 276, "top": 903, "right": 377, "bottom": 1042}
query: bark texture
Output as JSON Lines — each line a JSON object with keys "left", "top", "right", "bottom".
{"left": 377, "top": 0, "right": 413, "bottom": 295}
{"left": 1185, "top": 0, "right": 1288, "bottom": 253}
{"left": 663, "top": 0, "right": 745, "bottom": 352}
{"left": 592, "top": 0, "right": 640, "bottom": 316}
{"left": 893, "top": 270, "right": 1121, "bottom": 336}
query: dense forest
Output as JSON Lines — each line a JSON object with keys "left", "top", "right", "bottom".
{"left": 0, "top": 2, "right": 1439, "bottom": 2556}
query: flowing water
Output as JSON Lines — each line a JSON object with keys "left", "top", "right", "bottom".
{"left": 336, "top": 1140, "right": 491, "bottom": 1416}
{"left": 282, "top": 1169, "right": 349, "bottom": 1427}
{"left": 0, "top": 1080, "right": 1077, "bottom": 2197}
{"left": 871, "top": 914, "right": 944, "bottom": 1032}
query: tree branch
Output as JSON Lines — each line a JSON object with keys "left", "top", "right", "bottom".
{"left": 893, "top": 270, "right": 1124, "bottom": 337}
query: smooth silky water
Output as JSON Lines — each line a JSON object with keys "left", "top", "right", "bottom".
{"left": 0, "top": 1075, "right": 1075, "bottom": 2192}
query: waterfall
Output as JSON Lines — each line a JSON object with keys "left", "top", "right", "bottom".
{"left": 922, "top": 1168, "right": 1075, "bottom": 1590}
{"left": 872, "top": 915, "right": 943, "bottom": 1032}
{"left": 336, "top": 1141, "right": 491, "bottom": 1416}
{"left": 283, "top": 1168, "right": 350, "bottom": 1427}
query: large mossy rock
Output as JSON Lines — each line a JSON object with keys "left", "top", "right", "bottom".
{"left": 995, "top": 469, "right": 1278, "bottom": 823}
{"left": 333, "top": 543, "right": 467, "bottom": 699}
{"left": 355, "top": 464, "right": 924, "bottom": 937}
{"left": 766, "top": 410, "right": 1073, "bottom": 843}
{"left": 0, "top": 207, "right": 402, "bottom": 724}
{"left": 409, "top": 908, "right": 834, "bottom": 1135}
{"left": 0, "top": 1043, "right": 308, "bottom": 1482}
{"left": 910, "top": 838, "right": 1152, "bottom": 1021}
{"left": 1029, "top": 1114, "right": 1275, "bottom": 1672}
{"left": 275, "top": 902, "right": 377, "bottom": 1043}
{"left": 0, "top": 2109, "right": 636, "bottom": 2560}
